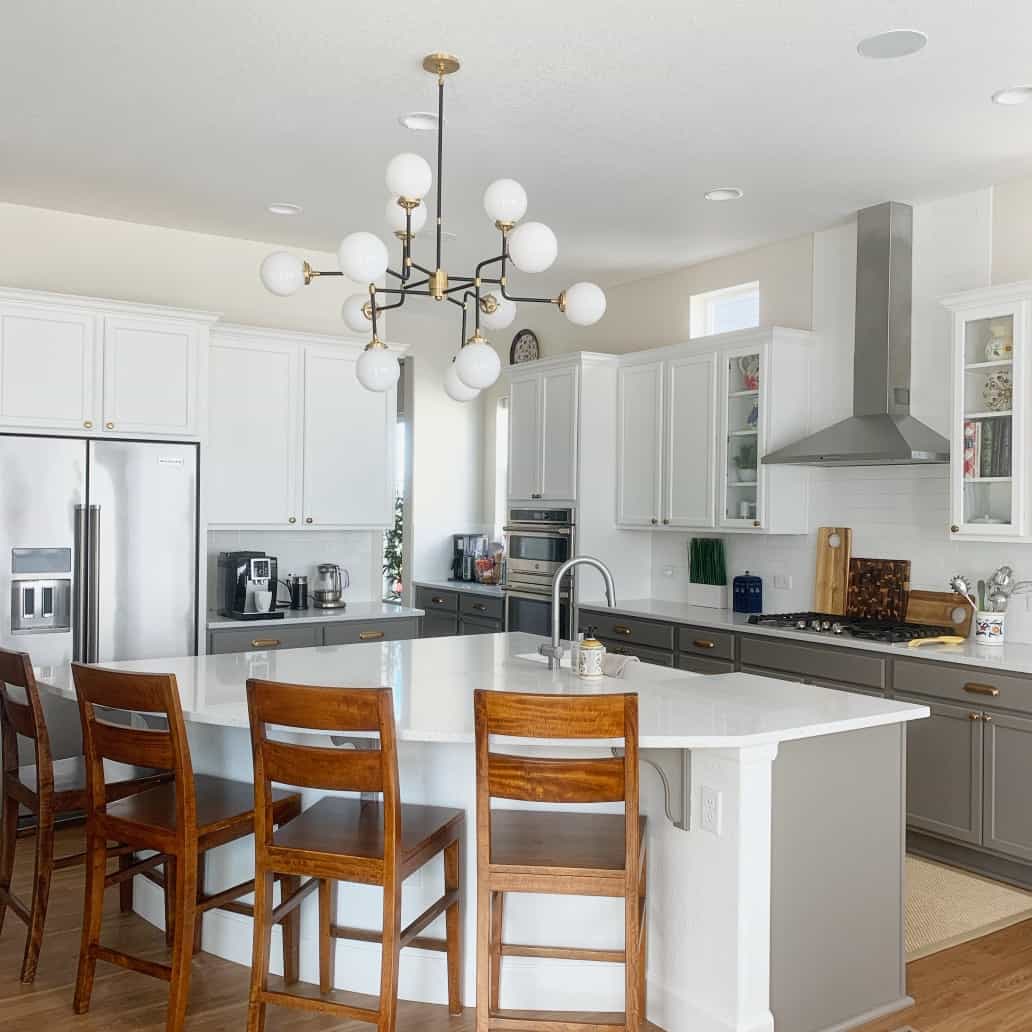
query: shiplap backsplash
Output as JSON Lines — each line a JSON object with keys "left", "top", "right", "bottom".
{"left": 651, "top": 466, "right": 1029, "bottom": 610}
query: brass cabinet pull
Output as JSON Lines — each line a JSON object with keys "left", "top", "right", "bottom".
{"left": 105, "top": 421, "right": 115, "bottom": 430}
{"left": 431, "top": 596, "right": 445, "bottom": 605}
{"left": 969, "top": 711, "right": 982, "bottom": 721}
{"left": 752, "top": 520, "right": 761, "bottom": 527}
{"left": 358, "top": 629, "right": 385, "bottom": 641}
{"left": 473, "top": 603, "right": 487, "bottom": 611}
{"left": 693, "top": 639, "right": 716, "bottom": 649}
{"left": 662, "top": 518, "right": 670, "bottom": 525}
{"left": 305, "top": 516, "right": 314, "bottom": 524}
{"left": 288, "top": 516, "right": 297, "bottom": 524}
{"left": 650, "top": 518, "right": 658, "bottom": 525}
{"left": 613, "top": 624, "right": 632, "bottom": 636}
{"left": 951, "top": 524, "right": 960, "bottom": 533}
{"left": 611, "top": 647, "right": 631, "bottom": 655}
{"left": 964, "top": 682, "right": 1000, "bottom": 697}
{"left": 83, "top": 420, "right": 93, "bottom": 429}
{"left": 251, "top": 638, "right": 280, "bottom": 648}
{"left": 983, "top": 713, "right": 994, "bottom": 723}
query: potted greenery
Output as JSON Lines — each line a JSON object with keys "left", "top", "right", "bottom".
{"left": 733, "top": 439, "right": 758, "bottom": 483}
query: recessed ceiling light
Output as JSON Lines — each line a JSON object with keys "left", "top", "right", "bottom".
{"left": 857, "top": 29, "right": 928, "bottom": 59}
{"left": 705, "top": 187, "right": 743, "bottom": 202}
{"left": 267, "top": 203, "right": 302, "bottom": 216}
{"left": 992, "top": 85, "right": 1032, "bottom": 106}
{"left": 399, "top": 111, "right": 439, "bottom": 131}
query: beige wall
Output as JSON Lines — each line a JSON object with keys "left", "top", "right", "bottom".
{"left": 992, "top": 175, "right": 1032, "bottom": 285}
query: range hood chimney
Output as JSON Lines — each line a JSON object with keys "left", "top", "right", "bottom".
{"left": 763, "top": 201, "right": 949, "bottom": 467}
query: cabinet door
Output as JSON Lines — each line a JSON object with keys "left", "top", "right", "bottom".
{"left": 302, "top": 348, "right": 394, "bottom": 527}
{"left": 508, "top": 374, "right": 541, "bottom": 500}
{"left": 665, "top": 354, "right": 716, "bottom": 527}
{"left": 983, "top": 711, "right": 1032, "bottom": 861}
{"left": 0, "top": 305, "right": 99, "bottom": 430}
{"left": 103, "top": 316, "right": 200, "bottom": 435}
{"left": 207, "top": 338, "right": 301, "bottom": 526}
{"left": 899, "top": 693, "right": 983, "bottom": 845}
{"left": 540, "top": 366, "right": 578, "bottom": 501}
{"left": 616, "top": 362, "right": 664, "bottom": 526}
{"left": 421, "top": 611, "right": 459, "bottom": 638}
{"left": 719, "top": 345, "right": 764, "bottom": 529}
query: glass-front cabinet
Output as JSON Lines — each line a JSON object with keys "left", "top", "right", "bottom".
{"left": 943, "top": 284, "right": 1032, "bottom": 540}
{"left": 720, "top": 347, "right": 762, "bottom": 528}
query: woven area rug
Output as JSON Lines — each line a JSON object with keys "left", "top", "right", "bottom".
{"left": 906, "top": 854, "right": 1032, "bottom": 960}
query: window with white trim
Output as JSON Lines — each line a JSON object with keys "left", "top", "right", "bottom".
{"left": 689, "top": 280, "right": 760, "bottom": 338}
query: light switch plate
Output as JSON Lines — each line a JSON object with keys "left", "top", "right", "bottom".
{"left": 700, "top": 785, "right": 722, "bottom": 835}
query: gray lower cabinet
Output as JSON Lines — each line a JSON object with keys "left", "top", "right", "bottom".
{"left": 678, "top": 654, "right": 735, "bottom": 674}
{"left": 324, "top": 617, "right": 420, "bottom": 645}
{"left": 421, "top": 611, "right": 459, "bottom": 638}
{"left": 460, "top": 614, "right": 503, "bottom": 635}
{"left": 897, "top": 692, "right": 983, "bottom": 845}
{"left": 983, "top": 711, "right": 1032, "bottom": 862}
{"left": 208, "top": 624, "right": 322, "bottom": 655}
{"left": 601, "top": 639, "right": 675, "bottom": 667}
{"left": 415, "top": 584, "right": 504, "bottom": 638}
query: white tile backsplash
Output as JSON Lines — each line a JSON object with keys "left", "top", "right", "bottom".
{"left": 652, "top": 466, "right": 1031, "bottom": 610}
{"left": 207, "top": 530, "right": 380, "bottom": 608}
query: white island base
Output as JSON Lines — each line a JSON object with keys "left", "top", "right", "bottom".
{"left": 41, "top": 633, "right": 926, "bottom": 1032}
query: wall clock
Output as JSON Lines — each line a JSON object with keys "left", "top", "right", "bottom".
{"left": 509, "top": 329, "right": 540, "bottom": 365}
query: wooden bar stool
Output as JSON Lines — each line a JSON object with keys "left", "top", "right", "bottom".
{"left": 245, "top": 677, "right": 465, "bottom": 1032}
{"left": 0, "top": 646, "right": 170, "bottom": 983}
{"left": 473, "top": 689, "right": 646, "bottom": 1032}
{"left": 71, "top": 663, "right": 302, "bottom": 1032}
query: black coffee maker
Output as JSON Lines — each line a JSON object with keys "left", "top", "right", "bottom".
{"left": 452, "top": 534, "right": 486, "bottom": 582}
{"left": 216, "top": 551, "right": 284, "bottom": 620}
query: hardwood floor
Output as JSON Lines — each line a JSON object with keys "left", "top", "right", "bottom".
{"left": 7, "top": 826, "right": 1032, "bottom": 1030}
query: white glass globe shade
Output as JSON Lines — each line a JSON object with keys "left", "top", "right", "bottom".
{"left": 337, "top": 232, "right": 389, "bottom": 284}
{"left": 507, "top": 221, "right": 558, "bottom": 273}
{"left": 385, "top": 197, "right": 427, "bottom": 234}
{"left": 385, "top": 152, "right": 432, "bottom": 200}
{"left": 483, "top": 179, "right": 528, "bottom": 224}
{"left": 341, "top": 293, "right": 372, "bottom": 334}
{"left": 444, "top": 359, "right": 481, "bottom": 402}
{"left": 455, "top": 339, "right": 501, "bottom": 390}
{"left": 260, "top": 251, "right": 305, "bottom": 296}
{"left": 480, "top": 294, "right": 517, "bottom": 330}
{"left": 355, "top": 346, "right": 400, "bottom": 393}
{"left": 562, "top": 282, "right": 607, "bottom": 326}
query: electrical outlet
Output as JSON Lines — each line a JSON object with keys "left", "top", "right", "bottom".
{"left": 663, "top": 566, "right": 674, "bottom": 578}
{"left": 700, "top": 785, "right": 722, "bottom": 836}
{"left": 774, "top": 574, "right": 792, "bottom": 590}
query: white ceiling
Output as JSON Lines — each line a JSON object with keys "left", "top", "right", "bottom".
{"left": 3, "top": 1, "right": 1032, "bottom": 292}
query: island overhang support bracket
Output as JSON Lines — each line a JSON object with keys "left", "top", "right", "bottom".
{"left": 616, "top": 747, "right": 692, "bottom": 831}
{"left": 330, "top": 734, "right": 379, "bottom": 803}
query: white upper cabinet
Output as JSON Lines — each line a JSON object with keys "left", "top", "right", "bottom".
{"left": 616, "top": 361, "right": 664, "bottom": 526}
{"left": 303, "top": 347, "right": 394, "bottom": 528}
{"left": 616, "top": 327, "right": 813, "bottom": 534}
{"left": 0, "top": 303, "right": 100, "bottom": 430}
{"left": 0, "top": 288, "right": 214, "bottom": 439}
{"left": 507, "top": 361, "right": 580, "bottom": 502}
{"left": 102, "top": 316, "right": 200, "bottom": 436}
{"left": 942, "top": 282, "right": 1032, "bottom": 542}
{"left": 207, "top": 333, "right": 301, "bottom": 527}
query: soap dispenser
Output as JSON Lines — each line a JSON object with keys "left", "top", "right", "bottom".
{"left": 576, "top": 627, "right": 606, "bottom": 678}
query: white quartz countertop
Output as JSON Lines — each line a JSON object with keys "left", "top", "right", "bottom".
{"left": 38, "top": 632, "right": 926, "bottom": 748}
{"left": 206, "top": 601, "right": 424, "bottom": 630}
{"left": 577, "top": 598, "right": 1032, "bottom": 675}
{"left": 414, "top": 579, "right": 505, "bottom": 598}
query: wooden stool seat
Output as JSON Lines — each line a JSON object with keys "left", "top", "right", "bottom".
{"left": 272, "top": 797, "right": 464, "bottom": 873}
{"left": 9, "top": 756, "right": 168, "bottom": 809}
{"left": 490, "top": 811, "right": 647, "bottom": 877}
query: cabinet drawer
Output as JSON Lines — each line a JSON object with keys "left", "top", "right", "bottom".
{"left": 208, "top": 624, "right": 320, "bottom": 655}
{"left": 579, "top": 610, "right": 675, "bottom": 651}
{"left": 893, "top": 658, "right": 1032, "bottom": 716}
{"left": 677, "top": 654, "right": 735, "bottom": 675}
{"left": 421, "top": 611, "right": 459, "bottom": 638}
{"left": 460, "top": 614, "right": 504, "bottom": 636}
{"left": 460, "top": 593, "right": 504, "bottom": 622}
{"left": 415, "top": 587, "right": 459, "bottom": 613}
{"left": 323, "top": 618, "right": 419, "bottom": 646}
{"left": 600, "top": 639, "right": 674, "bottom": 667}
{"left": 677, "top": 625, "right": 735, "bottom": 661}
{"left": 739, "top": 635, "right": 886, "bottom": 690}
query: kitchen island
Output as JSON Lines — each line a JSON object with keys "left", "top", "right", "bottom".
{"left": 39, "top": 632, "right": 927, "bottom": 1032}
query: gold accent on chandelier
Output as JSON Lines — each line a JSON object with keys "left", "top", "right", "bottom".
{"left": 480, "top": 294, "right": 499, "bottom": 314}
{"left": 430, "top": 268, "right": 448, "bottom": 300}
{"left": 422, "top": 52, "right": 460, "bottom": 77}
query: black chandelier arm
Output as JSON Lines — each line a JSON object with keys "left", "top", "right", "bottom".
{"left": 443, "top": 279, "right": 475, "bottom": 295}
{"left": 497, "top": 252, "right": 557, "bottom": 305}
{"left": 386, "top": 267, "right": 406, "bottom": 282}
{"left": 377, "top": 287, "right": 431, "bottom": 298}
{"left": 474, "top": 253, "right": 506, "bottom": 280}
{"left": 402, "top": 276, "right": 430, "bottom": 291}
{"left": 306, "top": 269, "right": 343, "bottom": 279}
{"left": 410, "top": 259, "right": 435, "bottom": 277}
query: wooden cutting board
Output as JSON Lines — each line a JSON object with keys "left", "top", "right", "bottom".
{"left": 906, "top": 590, "right": 974, "bottom": 638}
{"left": 814, "top": 527, "right": 852, "bottom": 614}
{"left": 846, "top": 558, "right": 911, "bottom": 621}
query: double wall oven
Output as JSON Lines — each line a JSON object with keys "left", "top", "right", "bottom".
{"left": 502, "top": 506, "right": 574, "bottom": 638}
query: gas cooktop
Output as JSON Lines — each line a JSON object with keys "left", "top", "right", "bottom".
{"left": 747, "top": 611, "right": 949, "bottom": 643}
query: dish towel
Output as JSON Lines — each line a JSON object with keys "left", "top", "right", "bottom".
{"left": 603, "top": 653, "right": 640, "bottom": 678}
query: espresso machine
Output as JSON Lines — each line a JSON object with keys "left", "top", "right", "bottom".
{"left": 216, "top": 551, "right": 283, "bottom": 620}
{"left": 452, "top": 534, "right": 487, "bottom": 582}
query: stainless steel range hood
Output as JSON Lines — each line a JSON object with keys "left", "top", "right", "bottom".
{"left": 764, "top": 202, "right": 949, "bottom": 467}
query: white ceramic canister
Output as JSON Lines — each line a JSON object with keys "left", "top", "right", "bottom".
{"left": 577, "top": 629, "right": 606, "bottom": 678}
{"left": 975, "top": 610, "right": 1006, "bottom": 646}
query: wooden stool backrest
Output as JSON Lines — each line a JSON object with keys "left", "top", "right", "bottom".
{"left": 473, "top": 689, "right": 640, "bottom": 871}
{"left": 71, "top": 664, "right": 192, "bottom": 835}
{"left": 246, "top": 680, "right": 401, "bottom": 865}
{"left": 0, "top": 647, "right": 51, "bottom": 789}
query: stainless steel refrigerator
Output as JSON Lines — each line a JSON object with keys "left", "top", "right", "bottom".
{"left": 0, "top": 434, "right": 199, "bottom": 761}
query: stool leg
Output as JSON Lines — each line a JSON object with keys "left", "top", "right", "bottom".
{"left": 164, "top": 857, "right": 176, "bottom": 946}
{"left": 73, "top": 829, "right": 106, "bottom": 1014}
{"left": 318, "top": 878, "right": 337, "bottom": 994}
{"left": 193, "top": 851, "right": 206, "bottom": 954}
{"left": 246, "top": 869, "right": 275, "bottom": 1032}
{"left": 281, "top": 874, "right": 301, "bottom": 986}
{"left": 624, "top": 885, "right": 641, "bottom": 1032}
{"left": 166, "top": 851, "right": 198, "bottom": 1032}
{"left": 444, "top": 839, "right": 463, "bottom": 1014}
{"left": 119, "top": 851, "right": 135, "bottom": 913}
{"left": 489, "top": 890, "right": 503, "bottom": 1012}
{"left": 21, "top": 800, "right": 54, "bottom": 982}
{"left": 475, "top": 876, "right": 491, "bottom": 1032}
{"left": 377, "top": 878, "right": 402, "bottom": 1032}
{"left": 0, "top": 789, "right": 18, "bottom": 936}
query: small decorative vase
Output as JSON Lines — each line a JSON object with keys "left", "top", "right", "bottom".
{"left": 736, "top": 467, "right": 757, "bottom": 483}
{"left": 985, "top": 323, "right": 1014, "bottom": 362}
{"left": 738, "top": 355, "right": 760, "bottom": 391}
{"left": 975, "top": 611, "right": 1006, "bottom": 646}
{"left": 982, "top": 370, "right": 1012, "bottom": 411}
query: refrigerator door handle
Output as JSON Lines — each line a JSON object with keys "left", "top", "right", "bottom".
{"left": 86, "top": 505, "right": 101, "bottom": 664}
{"left": 73, "top": 504, "right": 88, "bottom": 662}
